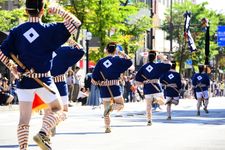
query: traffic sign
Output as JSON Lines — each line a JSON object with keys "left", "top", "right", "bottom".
{"left": 217, "top": 26, "right": 225, "bottom": 46}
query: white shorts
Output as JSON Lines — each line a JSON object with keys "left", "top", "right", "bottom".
{"left": 166, "top": 96, "right": 179, "bottom": 105}
{"left": 196, "top": 90, "right": 209, "bottom": 99}
{"left": 166, "top": 96, "right": 179, "bottom": 102}
{"left": 103, "top": 95, "right": 122, "bottom": 101}
{"left": 16, "top": 82, "right": 60, "bottom": 104}
{"left": 61, "top": 95, "right": 69, "bottom": 105}
{"left": 145, "top": 93, "right": 163, "bottom": 100}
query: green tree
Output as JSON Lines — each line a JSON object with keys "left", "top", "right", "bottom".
{"left": 110, "top": 3, "right": 152, "bottom": 55}
{"left": 162, "top": 1, "right": 222, "bottom": 74}
{"left": 59, "top": 0, "right": 151, "bottom": 62}
{"left": 0, "top": 8, "right": 25, "bottom": 32}
{"left": 0, "top": 1, "right": 151, "bottom": 63}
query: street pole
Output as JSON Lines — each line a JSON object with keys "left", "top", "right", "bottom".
{"left": 148, "top": 0, "right": 153, "bottom": 50}
{"left": 86, "top": 39, "right": 89, "bottom": 74}
{"left": 85, "top": 30, "right": 92, "bottom": 74}
{"left": 170, "top": 0, "right": 173, "bottom": 54}
{"left": 205, "top": 25, "right": 210, "bottom": 66}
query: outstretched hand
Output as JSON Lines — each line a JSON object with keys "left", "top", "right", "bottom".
{"left": 157, "top": 53, "right": 171, "bottom": 64}
{"left": 9, "top": 61, "right": 19, "bottom": 79}
{"left": 48, "top": 6, "right": 58, "bottom": 15}
{"left": 68, "top": 39, "right": 83, "bottom": 49}
{"left": 118, "top": 51, "right": 130, "bottom": 59}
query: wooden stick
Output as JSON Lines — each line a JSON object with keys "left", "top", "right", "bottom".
{"left": 10, "top": 53, "right": 56, "bottom": 95}
{"left": 99, "top": 71, "right": 115, "bottom": 103}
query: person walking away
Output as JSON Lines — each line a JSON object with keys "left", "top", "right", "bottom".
{"left": 192, "top": 64, "right": 210, "bottom": 116}
{"left": 48, "top": 40, "right": 84, "bottom": 135}
{"left": 92, "top": 42, "right": 132, "bottom": 133}
{"left": 160, "top": 61, "right": 182, "bottom": 120}
{"left": 135, "top": 50, "right": 171, "bottom": 126}
{"left": 0, "top": 0, "right": 81, "bottom": 149}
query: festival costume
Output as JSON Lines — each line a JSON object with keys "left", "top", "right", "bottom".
{"left": 160, "top": 69, "right": 182, "bottom": 120}
{"left": 135, "top": 62, "right": 171, "bottom": 125}
{"left": 0, "top": 3, "right": 81, "bottom": 149}
{"left": 192, "top": 72, "right": 210, "bottom": 116}
{"left": 45, "top": 44, "right": 84, "bottom": 137}
{"left": 52, "top": 45, "right": 84, "bottom": 105}
{"left": 92, "top": 55, "right": 132, "bottom": 132}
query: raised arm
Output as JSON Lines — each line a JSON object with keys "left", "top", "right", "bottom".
{"left": 48, "top": 6, "right": 82, "bottom": 34}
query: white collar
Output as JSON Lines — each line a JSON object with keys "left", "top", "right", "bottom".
{"left": 28, "top": 17, "right": 40, "bottom": 23}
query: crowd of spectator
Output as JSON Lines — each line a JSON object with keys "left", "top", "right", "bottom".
{"left": 0, "top": 76, "right": 18, "bottom": 106}
{"left": 0, "top": 71, "right": 225, "bottom": 107}
{"left": 66, "top": 68, "right": 225, "bottom": 108}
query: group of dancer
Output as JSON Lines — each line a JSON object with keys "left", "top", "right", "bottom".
{"left": 0, "top": 0, "right": 83, "bottom": 149}
{"left": 92, "top": 45, "right": 210, "bottom": 132}
{"left": 0, "top": 0, "right": 211, "bottom": 150}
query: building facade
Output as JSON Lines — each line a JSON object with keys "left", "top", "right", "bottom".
{"left": 0, "top": 0, "right": 19, "bottom": 10}
{"left": 132, "top": 0, "right": 196, "bottom": 53}
{"left": 133, "top": 0, "right": 197, "bottom": 69}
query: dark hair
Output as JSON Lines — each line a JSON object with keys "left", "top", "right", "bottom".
{"left": 198, "top": 64, "right": 204, "bottom": 73}
{"left": 171, "top": 61, "right": 176, "bottom": 69}
{"left": 106, "top": 42, "right": 117, "bottom": 54}
{"left": 26, "top": 0, "right": 44, "bottom": 16}
{"left": 148, "top": 51, "right": 156, "bottom": 62}
{"left": 75, "top": 66, "right": 80, "bottom": 70}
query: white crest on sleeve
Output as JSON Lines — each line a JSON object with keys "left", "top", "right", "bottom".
{"left": 146, "top": 65, "right": 153, "bottom": 73}
{"left": 197, "top": 76, "right": 202, "bottom": 81}
{"left": 103, "top": 59, "right": 112, "bottom": 68}
{"left": 23, "top": 28, "right": 39, "bottom": 43}
{"left": 168, "top": 73, "right": 174, "bottom": 79}
{"left": 52, "top": 51, "right": 57, "bottom": 58}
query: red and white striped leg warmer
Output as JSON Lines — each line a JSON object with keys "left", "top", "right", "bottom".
{"left": 104, "top": 114, "right": 111, "bottom": 129}
{"left": 17, "top": 124, "right": 29, "bottom": 150}
{"left": 40, "top": 112, "right": 60, "bottom": 135}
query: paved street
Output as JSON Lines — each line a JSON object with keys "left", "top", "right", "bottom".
{"left": 0, "top": 97, "right": 225, "bottom": 150}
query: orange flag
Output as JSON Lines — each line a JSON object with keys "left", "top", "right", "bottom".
{"left": 32, "top": 93, "right": 48, "bottom": 112}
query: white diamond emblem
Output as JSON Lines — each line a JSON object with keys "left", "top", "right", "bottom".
{"left": 52, "top": 51, "right": 57, "bottom": 58}
{"left": 103, "top": 60, "right": 112, "bottom": 68}
{"left": 197, "top": 76, "right": 202, "bottom": 81}
{"left": 168, "top": 73, "right": 174, "bottom": 79}
{"left": 23, "top": 28, "right": 39, "bottom": 43}
{"left": 146, "top": 65, "right": 153, "bottom": 73}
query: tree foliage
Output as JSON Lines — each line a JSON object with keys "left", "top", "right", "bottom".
{"left": 0, "top": 8, "right": 25, "bottom": 31}
{"left": 60, "top": 0, "right": 151, "bottom": 61}
{"left": 162, "top": 1, "right": 224, "bottom": 74}
{"left": 0, "top": 0, "right": 151, "bottom": 63}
